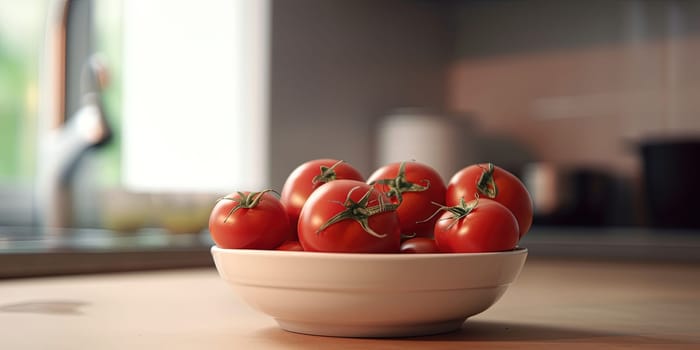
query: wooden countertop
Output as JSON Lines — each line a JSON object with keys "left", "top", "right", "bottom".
{"left": 1, "top": 257, "right": 698, "bottom": 349}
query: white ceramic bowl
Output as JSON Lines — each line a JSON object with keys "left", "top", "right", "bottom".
{"left": 211, "top": 246, "right": 527, "bottom": 338}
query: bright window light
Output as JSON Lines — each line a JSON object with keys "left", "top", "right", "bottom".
{"left": 121, "top": 0, "right": 268, "bottom": 193}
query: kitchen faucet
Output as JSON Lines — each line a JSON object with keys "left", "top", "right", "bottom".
{"left": 36, "top": 0, "right": 111, "bottom": 232}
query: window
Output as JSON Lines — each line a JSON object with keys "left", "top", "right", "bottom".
{"left": 120, "top": 0, "right": 269, "bottom": 192}
{"left": 0, "top": 0, "right": 270, "bottom": 231}
{"left": 0, "top": 0, "right": 45, "bottom": 226}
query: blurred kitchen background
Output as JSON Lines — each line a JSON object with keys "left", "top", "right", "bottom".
{"left": 1, "top": 0, "right": 699, "bottom": 276}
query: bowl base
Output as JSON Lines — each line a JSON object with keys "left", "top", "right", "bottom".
{"left": 276, "top": 318, "right": 466, "bottom": 338}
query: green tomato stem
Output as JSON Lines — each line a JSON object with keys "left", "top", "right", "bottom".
{"left": 418, "top": 196, "right": 479, "bottom": 229}
{"left": 312, "top": 160, "right": 345, "bottom": 185}
{"left": 476, "top": 163, "right": 498, "bottom": 198}
{"left": 217, "top": 189, "right": 278, "bottom": 223}
{"left": 317, "top": 186, "right": 398, "bottom": 239}
{"left": 369, "top": 161, "right": 430, "bottom": 204}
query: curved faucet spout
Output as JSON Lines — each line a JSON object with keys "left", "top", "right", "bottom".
{"left": 36, "top": 0, "right": 111, "bottom": 231}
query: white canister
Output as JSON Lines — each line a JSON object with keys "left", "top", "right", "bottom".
{"left": 375, "top": 109, "right": 476, "bottom": 180}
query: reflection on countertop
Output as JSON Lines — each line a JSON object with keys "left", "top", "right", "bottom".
{"left": 0, "top": 226, "right": 213, "bottom": 252}
{"left": 519, "top": 226, "right": 700, "bottom": 263}
{"left": 1, "top": 225, "right": 698, "bottom": 278}
{"left": 0, "top": 226, "right": 214, "bottom": 278}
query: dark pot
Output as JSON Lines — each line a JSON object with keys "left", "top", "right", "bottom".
{"left": 640, "top": 138, "right": 700, "bottom": 229}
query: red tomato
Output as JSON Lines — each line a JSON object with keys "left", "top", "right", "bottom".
{"left": 280, "top": 159, "right": 364, "bottom": 239}
{"left": 209, "top": 191, "right": 290, "bottom": 249}
{"left": 298, "top": 179, "right": 401, "bottom": 253}
{"left": 446, "top": 163, "right": 533, "bottom": 238}
{"left": 367, "top": 161, "right": 446, "bottom": 237}
{"left": 276, "top": 241, "right": 304, "bottom": 251}
{"left": 434, "top": 197, "right": 519, "bottom": 253}
{"left": 400, "top": 237, "right": 440, "bottom": 253}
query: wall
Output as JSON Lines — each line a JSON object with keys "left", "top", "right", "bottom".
{"left": 268, "top": 0, "right": 453, "bottom": 189}
{"left": 448, "top": 0, "right": 700, "bottom": 179}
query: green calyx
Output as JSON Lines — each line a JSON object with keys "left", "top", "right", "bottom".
{"left": 369, "top": 161, "right": 430, "bottom": 204}
{"left": 312, "top": 160, "right": 345, "bottom": 185}
{"left": 476, "top": 163, "right": 498, "bottom": 198}
{"left": 217, "top": 189, "right": 277, "bottom": 223}
{"left": 317, "top": 186, "right": 398, "bottom": 238}
{"left": 419, "top": 196, "right": 479, "bottom": 229}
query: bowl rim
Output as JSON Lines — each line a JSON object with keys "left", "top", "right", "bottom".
{"left": 211, "top": 245, "right": 528, "bottom": 260}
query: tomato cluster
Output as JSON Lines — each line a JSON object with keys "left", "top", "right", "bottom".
{"left": 209, "top": 159, "right": 533, "bottom": 254}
